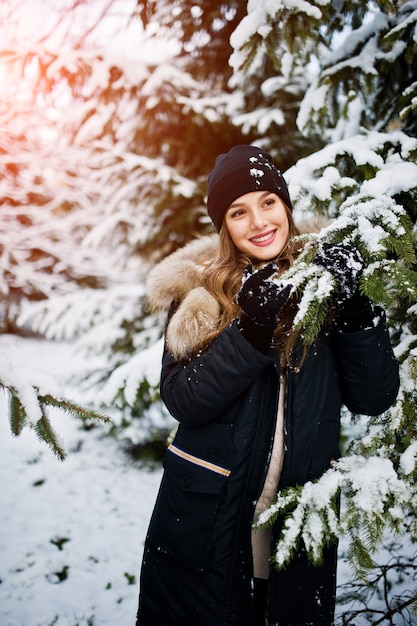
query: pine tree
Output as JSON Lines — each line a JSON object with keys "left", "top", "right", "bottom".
{"left": 0, "top": 0, "right": 246, "bottom": 316}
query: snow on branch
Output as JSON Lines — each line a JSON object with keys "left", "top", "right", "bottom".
{"left": 229, "top": 0, "right": 324, "bottom": 77}
{"left": 256, "top": 454, "right": 413, "bottom": 576}
{"left": 0, "top": 352, "right": 110, "bottom": 460}
{"left": 18, "top": 284, "right": 147, "bottom": 342}
{"left": 275, "top": 129, "right": 417, "bottom": 350}
{"left": 285, "top": 130, "right": 417, "bottom": 216}
{"left": 275, "top": 194, "right": 416, "bottom": 346}
{"left": 97, "top": 338, "right": 164, "bottom": 409}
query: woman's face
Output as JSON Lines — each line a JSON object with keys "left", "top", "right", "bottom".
{"left": 224, "top": 190, "right": 290, "bottom": 261}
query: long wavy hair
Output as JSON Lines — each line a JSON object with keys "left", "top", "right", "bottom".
{"left": 200, "top": 204, "right": 306, "bottom": 368}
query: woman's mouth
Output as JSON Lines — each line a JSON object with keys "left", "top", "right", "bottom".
{"left": 250, "top": 230, "right": 276, "bottom": 246}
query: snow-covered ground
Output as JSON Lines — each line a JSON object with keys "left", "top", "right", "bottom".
{"left": 0, "top": 334, "right": 162, "bottom": 626}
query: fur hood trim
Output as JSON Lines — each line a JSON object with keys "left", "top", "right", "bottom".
{"left": 146, "top": 216, "right": 330, "bottom": 360}
{"left": 146, "top": 235, "right": 221, "bottom": 360}
{"left": 147, "top": 235, "right": 219, "bottom": 312}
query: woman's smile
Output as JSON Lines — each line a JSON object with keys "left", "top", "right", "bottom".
{"left": 250, "top": 229, "right": 277, "bottom": 246}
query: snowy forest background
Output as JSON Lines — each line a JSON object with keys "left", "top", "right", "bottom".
{"left": 1, "top": 0, "right": 416, "bottom": 624}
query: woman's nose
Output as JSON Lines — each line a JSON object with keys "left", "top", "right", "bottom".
{"left": 251, "top": 209, "right": 266, "bottom": 229}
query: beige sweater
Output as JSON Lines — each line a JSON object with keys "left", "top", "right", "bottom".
{"left": 251, "top": 375, "right": 286, "bottom": 579}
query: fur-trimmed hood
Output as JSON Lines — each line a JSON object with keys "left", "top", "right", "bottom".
{"left": 147, "top": 235, "right": 221, "bottom": 360}
{"left": 146, "top": 216, "right": 329, "bottom": 361}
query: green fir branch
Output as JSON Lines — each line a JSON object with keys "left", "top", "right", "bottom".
{"left": 295, "top": 288, "right": 332, "bottom": 346}
{"left": 266, "top": 197, "right": 417, "bottom": 581}
{"left": 7, "top": 391, "right": 26, "bottom": 436}
{"left": 261, "top": 452, "right": 415, "bottom": 577}
{"left": 39, "top": 394, "right": 110, "bottom": 424}
{"left": 362, "top": 262, "right": 417, "bottom": 308}
{"left": 347, "top": 536, "right": 376, "bottom": 579}
{"left": 3, "top": 383, "right": 111, "bottom": 461}
{"left": 281, "top": 197, "right": 417, "bottom": 346}
{"left": 34, "top": 406, "right": 66, "bottom": 461}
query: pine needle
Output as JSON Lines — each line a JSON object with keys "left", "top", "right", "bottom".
{"left": 34, "top": 407, "right": 67, "bottom": 461}
{"left": 39, "top": 394, "right": 111, "bottom": 424}
{"left": 7, "top": 390, "right": 26, "bottom": 436}
{"left": 3, "top": 380, "right": 111, "bottom": 461}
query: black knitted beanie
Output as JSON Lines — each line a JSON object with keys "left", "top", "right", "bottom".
{"left": 207, "top": 145, "right": 292, "bottom": 232}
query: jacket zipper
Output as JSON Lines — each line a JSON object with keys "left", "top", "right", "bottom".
{"left": 279, "top": 365, "right": 292, "bottom": 488}
{"left": 224, "top": 363, "right": 280, "bottom": 624}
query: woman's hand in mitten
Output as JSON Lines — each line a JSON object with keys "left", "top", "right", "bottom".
{"left": 334, "top": 291, "right": 377, "bottom": 332}
{"left": 315, "top": 243, "right": 376, "bottom": 332}
{"left": 236, "top": 262, "right": 292, "bottom": 352}
{"left": 237, "top": 262, "right": 292, "bottom": 326}
{"left": 315, "top": 243, "right": 364, "bottom": 300}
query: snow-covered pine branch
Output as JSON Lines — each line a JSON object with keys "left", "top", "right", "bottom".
{"left": 285, "top": 130, "right": 417, "bottom": 217}
{"left": 255, "top": 454, "right": 414, "bottom": 578}
{"left": 16, "top": 284, "right": 169, "bottom": 442}
{"left": 0, "top": 352, "right": 110, "bottom": 460}
{"left": 275, "top": 193, "right": 416, "bottom": 345}
{"left": 18, "top": 284, "right": 148, "bottom": 342}
{"left": 297, "top": 1, "right": 417, "bottom": 142}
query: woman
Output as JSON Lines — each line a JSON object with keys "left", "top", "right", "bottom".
{"left": 136, "top": 145, "right": 400, "bottom": 626}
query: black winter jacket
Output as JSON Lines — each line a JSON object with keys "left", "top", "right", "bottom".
{"left": 136, "top": 235, "right": 400, "bottom": 626}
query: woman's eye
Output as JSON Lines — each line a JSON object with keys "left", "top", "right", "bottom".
{"left": 263, "top": 198, "right": 275, "bottom": 208}
{"left": 230, "top": 209, "right": 244, "bottom": 218}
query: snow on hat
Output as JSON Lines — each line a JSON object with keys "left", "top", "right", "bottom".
{"left": 207, "top": 145, "right": 292, "bottom": 232}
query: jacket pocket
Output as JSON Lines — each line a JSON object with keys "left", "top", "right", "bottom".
{"left": 146, "top": 445, "right": 230, "bottom": 571}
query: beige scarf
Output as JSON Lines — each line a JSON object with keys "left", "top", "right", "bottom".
{"left": 251, "top": 375, "right": 286, "bottom": 579}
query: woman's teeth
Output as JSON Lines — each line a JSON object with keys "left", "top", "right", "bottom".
{"left": 252, "top": 232, "right": 273, "bottom": 243}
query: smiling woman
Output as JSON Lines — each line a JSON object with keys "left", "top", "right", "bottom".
{"left": 135, "top": 145, "right": 400, "bottom": 626}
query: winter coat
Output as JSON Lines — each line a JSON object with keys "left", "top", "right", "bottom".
{"left": 136, "top": 234, "right": 400, "bottom": 626}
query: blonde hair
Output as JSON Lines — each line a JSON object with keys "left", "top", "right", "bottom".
{"left": 200, "top": 204, "right": 305, "bottom": 367}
